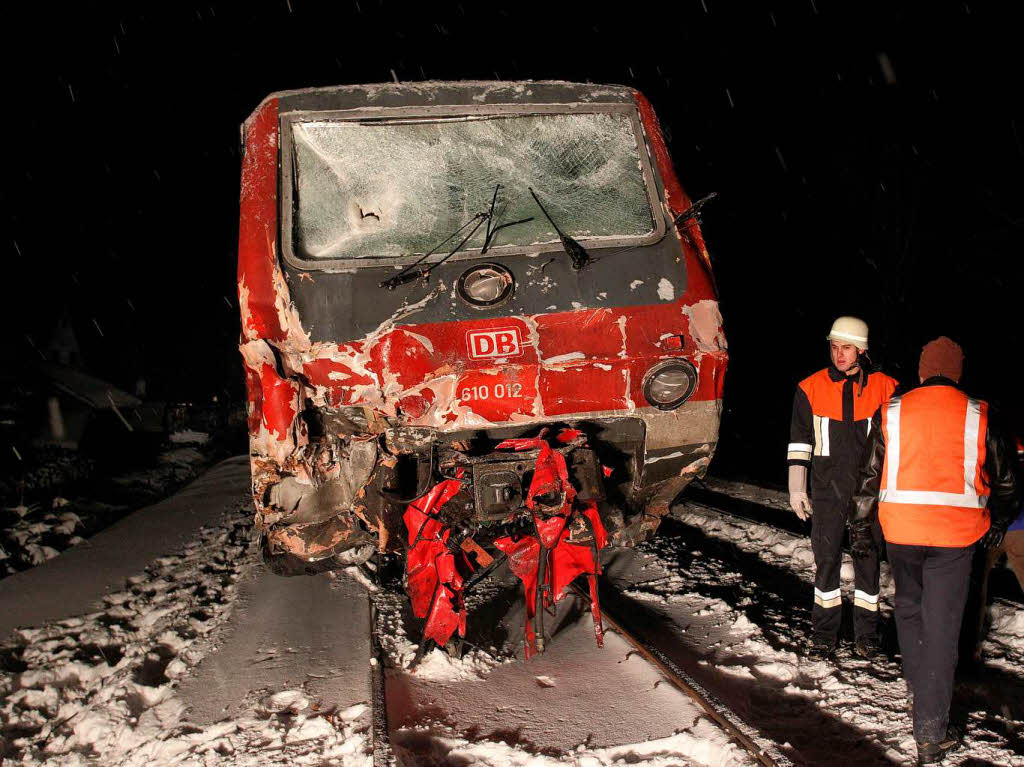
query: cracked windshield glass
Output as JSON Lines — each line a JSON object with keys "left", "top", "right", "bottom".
{"left": 291, "top": 111, "right": 655, "bottom": 260}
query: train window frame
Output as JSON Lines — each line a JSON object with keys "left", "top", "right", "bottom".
{"left": 278, "top": 102, "right": 668, "bottom": 272}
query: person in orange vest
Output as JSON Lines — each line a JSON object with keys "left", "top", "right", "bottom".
{"left": 849, "top": 337, "right": 1020, "bottom": 765}
{"left": 788, "top": 316, "right": 898, "bottom": 658}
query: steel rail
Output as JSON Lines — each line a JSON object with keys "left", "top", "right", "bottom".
{"left": 570, "top": 581, "right": 794, "bottom": 767}
{"left": 678, "top": 492, "right": 1024, "bottom": 608}
{"left": 369, "top": 594, "right": 394, "bottom": 767}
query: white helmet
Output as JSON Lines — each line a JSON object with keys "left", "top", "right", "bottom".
{"left": 827, "top": 316, "right": 869, "bottom": 350}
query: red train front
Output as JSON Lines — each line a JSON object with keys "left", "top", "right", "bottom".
{"left": 237, "top": 81, "right": 728, "bottom": 653}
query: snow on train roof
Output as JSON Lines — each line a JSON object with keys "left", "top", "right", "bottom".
{"left": 245, "top": 80, "right": 638, "bottom": 123}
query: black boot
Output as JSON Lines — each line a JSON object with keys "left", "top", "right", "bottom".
{"left": 808, "top": 633, "right": 837, "bottom": 659}
{"left": 853, "top": 634, "right": 880, "bottom": 659}
{"left": 916, "top": 726, "right": 962, "bottom": 765}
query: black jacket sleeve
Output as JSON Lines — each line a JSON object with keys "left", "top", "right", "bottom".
{"left": 788, "top": 387, "right": 813, "bottom": 468}
{"left": 849, "top": 405, "right": 886, "bottom": 530}
{"left": 984, "top": 410, "right": 1021, "bottom": 529}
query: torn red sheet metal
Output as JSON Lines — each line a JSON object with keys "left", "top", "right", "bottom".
{"left": 492, "top": 436, "right": 607, "bottom": 658}
{"left": 494, "top": 504, "right": 607, "bottom": 658}
{"left": 403, "top": 470, "right": 473, "bottom": 647}
{"left": 555, "top": 427, "right": 586, "bottom": 444}
{"left": 494, "top": 429, "right": 577, "bottom": 508}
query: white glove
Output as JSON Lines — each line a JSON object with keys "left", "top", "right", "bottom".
{"left": 788, "top": 464, "right": 813, "bottom": 521}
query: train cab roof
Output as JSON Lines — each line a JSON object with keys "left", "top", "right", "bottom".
{"left": 244, "top": 80, "right": 640, "bottom": 128}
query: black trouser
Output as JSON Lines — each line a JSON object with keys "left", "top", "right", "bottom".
{"left": 810, "top": 499, "right": 881, "bottom": 641}
{"left": 887, "top": 542, "right": 973, "bottom": 743}
{"left": 959, "top": 544, "right": 999, "bottom": 666}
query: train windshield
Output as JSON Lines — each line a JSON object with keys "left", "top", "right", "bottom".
{"left": 289, "top": 111, "right": 656, "bottom": 262}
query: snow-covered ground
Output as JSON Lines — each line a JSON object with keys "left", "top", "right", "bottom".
{"left": 0, "top": 460, "right": 373, "bottom": 766}
{"left": 636, "top": 494, "right": 1024, "bottom": 765}
{"left": 2, "top": 436, "right": 212, "bottom": 579}
{"left": 375, "top": 581, "right": 756, "bottom": 766}
{"left": 2, "top": 466, "right": 1021, "bottom": 766}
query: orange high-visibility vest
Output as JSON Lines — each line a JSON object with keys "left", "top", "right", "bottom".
{"left": 878, "top": 385, "right": 991, "bottom": 547}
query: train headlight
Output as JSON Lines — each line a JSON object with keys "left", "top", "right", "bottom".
{"left": 643, "top": 360, "right": 698, "bottom": 410}
{"left": 457, "top": 263, "right": 514, "bottom": 308}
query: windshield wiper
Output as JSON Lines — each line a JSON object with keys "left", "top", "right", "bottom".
{"left": 379, "top": 212, "right": 488, "bottom": 290}
{"left": 480, "top": 184, "right": 534, "bottom": 254}
{"left": 672, "top": 191, "right": 718, "bottom": 228}
{"left": 528, "top": 188, "right": 592, "bottom": 271}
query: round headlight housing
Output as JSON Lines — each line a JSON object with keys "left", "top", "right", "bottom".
{"left": 457, "top": 263, "right": 514, "bottom": 308}
{"left": 643, "top": 360, "right": 698, "bottom": 410}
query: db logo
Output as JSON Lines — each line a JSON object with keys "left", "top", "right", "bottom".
{"left": 466, "top": 327, "right": 523, "bottom": 359}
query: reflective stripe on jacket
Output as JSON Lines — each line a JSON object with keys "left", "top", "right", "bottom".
{"left": 878, "top": 385, "right": 990, "bottom": 546}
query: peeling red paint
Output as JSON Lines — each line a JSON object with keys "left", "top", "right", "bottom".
{"left": 248, "top": 299, "right": 731, "bottom": 430}
{"left": 238, "top": 98, "right": 287, "bottom": 343}
{"left": 261, "top": 296, "right": 726, "bottom": 429}
{"left": 301, "top": 356, "right": 376, "bottom": 404}
{"left": 259, "top": 363, "right": 299, "bottom": 441}
{"left": 539, "top": 365, "right": 632, "bottom": 416}
{"left": 662, "top": 335, "right": 684, "bottom": 351}
{"left": 534, "top": 310, "right": 622, "bottom": 361}
{"left": 370, "top": 329, "right": 441, "bottom": 389}
{"left": 397, "top": 392, "right": 432, "bottom": 419}
{"left": 243, "top": 362, "right": 264, "bottom": 435}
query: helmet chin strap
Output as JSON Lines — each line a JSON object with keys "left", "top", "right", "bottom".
{"left": 852, "top": 350, "right": 873, "bottom": 395}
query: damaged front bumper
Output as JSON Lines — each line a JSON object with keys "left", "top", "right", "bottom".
{"left": 253, "top": 408, "right": 715, "bottom": 575}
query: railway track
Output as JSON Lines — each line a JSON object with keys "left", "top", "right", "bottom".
{"left": 367, "top": 566, "right": 793, "bottom": 767}
{"left": 571, "top": 580, "right": 794, "bottom": 767}
{"left": 683, "top": 483, "right": 803, "bottom": 535}
{"left": 369, "top": 594, "right": 395, "bottom": 767}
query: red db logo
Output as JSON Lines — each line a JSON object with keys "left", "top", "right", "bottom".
{"left": 467, "top": 328, "right": 523, "bottom": 359}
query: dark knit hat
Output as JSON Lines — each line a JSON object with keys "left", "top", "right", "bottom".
{"left": 919, "top": 336, "right": 964, "bottom": 382}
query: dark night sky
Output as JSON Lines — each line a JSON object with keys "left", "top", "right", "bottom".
{"left": 7, "top": 1, "right": 1023, "bottom": 484}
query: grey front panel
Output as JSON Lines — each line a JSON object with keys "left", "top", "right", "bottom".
{"left": 285, "top": 236, "right": 687, "bottom": 341}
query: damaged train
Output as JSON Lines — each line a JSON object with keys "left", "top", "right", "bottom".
{"left": 237, "top": 81, "right": 728, "bottom": 656}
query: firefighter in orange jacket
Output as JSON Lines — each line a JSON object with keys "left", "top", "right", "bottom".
{"left": 788, "top": 317, "right": 898, "bottom": 657}
{"left": 849, "top": 337, "right": 1020, "bottom": 765}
